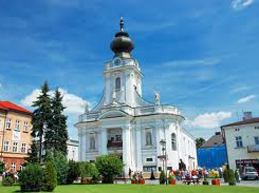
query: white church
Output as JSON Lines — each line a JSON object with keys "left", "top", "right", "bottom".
{"left": 75, "top": 18, "right": 197, "bottom": 175}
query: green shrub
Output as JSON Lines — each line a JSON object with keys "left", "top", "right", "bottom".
{"left": 223, "top": 169, "right": 229, "bottom": 183}
{"left": 53, "top": 152, "right": 68, "bottom": 185}
{"left": 91, "top": 165, "right": 100, "bottom": 184}
{"left": 2, "top": 176, "right": 14, "bottom": 186}
{"left": 44, "top": 159, "right": 57, "bottom": 192}
{"left": 227, "top": 169, "right": 236, "bottom": 186}
{"left": 67, "top": 160, "right": 80, "bottom": 184}
{"left": 19, "top": 163, "right": 45, "bottom": 192}
{"left": 95, "top": 155, "right": 124, "bottom": 184}
{"left": 159, "top": 170, "right": 166, "bottom": 184}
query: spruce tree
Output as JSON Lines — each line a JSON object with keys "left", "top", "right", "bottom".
{"left": 31, "top": 81, "right": 52, "bottom": 163}
{"left": 45, "top": 88, "right": 68, "bottom": 155}
{"left": 27, "top": 140, "right": 39, "bottom": 163}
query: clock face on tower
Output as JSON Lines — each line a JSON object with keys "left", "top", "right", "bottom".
{"left": 113, "top": 57, "right": 122, "bottom": 66}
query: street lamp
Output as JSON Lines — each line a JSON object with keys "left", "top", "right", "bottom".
{"left": 160, "top": 139, "right": 167, "bottom": 185}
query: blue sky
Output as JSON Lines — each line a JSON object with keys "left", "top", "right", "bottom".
{"left": 0, "top": 0, "right": 258, "bottom": 139}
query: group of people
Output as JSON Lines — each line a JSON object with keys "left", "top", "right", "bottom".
{"left": 1, "top": 168, "right": 19, "bottom": 182}
{"left": 170, "top": 168, "right": 224, "bottom": 185}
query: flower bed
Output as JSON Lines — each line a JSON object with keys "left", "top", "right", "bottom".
{"left": 131, "top": 171, "right": 145, "bottom": 184}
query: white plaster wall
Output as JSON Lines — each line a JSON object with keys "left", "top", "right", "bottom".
{"left": 224, "top": 123, "right": 259, "bottom": 169}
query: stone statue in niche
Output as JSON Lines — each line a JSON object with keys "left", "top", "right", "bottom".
{"left": 90, "top": 134, "right": 95, "bottom": 150}
{"left": 146, "top": 131, "right": 152, "bottom": 146}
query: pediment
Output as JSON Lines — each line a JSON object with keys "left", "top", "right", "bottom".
{"left": 98, "top": 110, "right": 129, "bottom": 119}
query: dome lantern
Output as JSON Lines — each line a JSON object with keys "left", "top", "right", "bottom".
{"left": 110, "top": 17, "right": 134, "bottom": 58}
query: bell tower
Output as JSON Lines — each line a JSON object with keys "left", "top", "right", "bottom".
{"left": 103, "top": 18, "right": 143, "bottom": 107}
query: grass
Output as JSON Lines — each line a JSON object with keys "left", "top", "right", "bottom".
{"left": 0, "top": 184, "right": 259, "bottom": 193}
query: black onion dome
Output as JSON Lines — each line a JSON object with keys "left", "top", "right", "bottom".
{"left": 110, "top": 17, "right": 134, "bottom": 58}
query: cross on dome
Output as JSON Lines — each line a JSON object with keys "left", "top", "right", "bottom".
{"left": 119, "top": 17, "right": 124, "bottom": 32}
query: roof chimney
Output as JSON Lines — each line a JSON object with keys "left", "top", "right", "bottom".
{"left": 243, "top": 111, "right": 252, "bottom": 121}
{"left": 215, "top": 132, "right": 221, "bottom": 135}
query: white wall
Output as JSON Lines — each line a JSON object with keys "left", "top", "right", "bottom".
{"left": 224, "top": 123, "right": 259, "bottom": 169}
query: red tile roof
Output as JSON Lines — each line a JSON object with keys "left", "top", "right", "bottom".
{"left": 0, "top": 101, "right": 31, "bottom": 114}
{"left": 221, "top": 117, "right": 259, "bottom": 128}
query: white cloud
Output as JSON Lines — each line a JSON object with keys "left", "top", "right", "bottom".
{"left": 237, "top": 94, "right": 256, "bottom": 103}
{"left": 163, "top": 57, "right": 221, "bottom": 67}
{"left": 21, "top": 88, "right": 88, "bottom": 115}
{"left": 185, "top": 111, "right": 232, "bottom": 129}
{"left": 230, "top": 85, "right": 250, "bottom": 93}
{"left": 231, "top": 0, "right": 254, "bottom": 11}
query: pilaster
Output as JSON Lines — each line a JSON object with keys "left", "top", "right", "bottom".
{"left": 135, "top": 125, "right": 142, "bottom": 171}
{"left": 81, "top": 130, "right": 87, "bottom": 161}
{"left": 122, "top": 125, "right": 131, "bottom": 174}
{"left": 100, "top": 128, "right": 107, "bottom": 154}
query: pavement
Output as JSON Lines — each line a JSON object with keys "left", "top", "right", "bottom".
{"left": 115, "top": 179, "right": 259, "bottom": 187}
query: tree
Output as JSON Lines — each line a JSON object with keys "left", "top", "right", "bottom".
{"left": 31, "top": 81, "right": 52, "bottom": 163}
{"left": 228, "top": 169, "right": 236, "bottom": 186}
{"left": 45, "top": 88, "right": 68, "bottom": 155}
{"left": 19, "top": 163, "right": 45, "bottom": 192}
{"left": 27, "top": 140, "right": 39, "bottom": 163}
{"left": 44, "top": 156, "right": 57, "bottom": 192}
{"left": 95, "top": 155, "right": 124, "bottom": 183}
{"left": 53, "top": 152, "right": 68, "bottom": 185}
{"left": 159, "top": 170, "right": 166, "bottom": 184}
{"left": 0, "top": 161, "right": 5, "bottom": 175}
{"left": 195, "top": 137, "right": 205, "bottom": 149}
{"left": 67, "top": 160, "right": 80, "bottom": 184}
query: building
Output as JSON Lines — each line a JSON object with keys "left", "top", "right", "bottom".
{"left": 221, "top": 112, "right": 259, "bottom": 171}
{"left": 75, "top": 18, "right": 197, "bottom": 175}
{"left": 197, "top": 132, "right": 227, "bottom": 169}
{"left": 0, "top": 101, "right": 32, "bottom": 171}
{"left": 67, "top": 139, "right": 79, "bottom": 161}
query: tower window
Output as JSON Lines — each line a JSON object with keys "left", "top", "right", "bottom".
{"left": 115, "top": 77, "right": 121, "bottom": 91}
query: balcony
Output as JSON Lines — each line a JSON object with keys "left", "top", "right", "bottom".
{"left": 107, "top": 140, "right": 122, "bottom": 150}
{"left": 247, "top": 144, "right": 259, "bottom": 153}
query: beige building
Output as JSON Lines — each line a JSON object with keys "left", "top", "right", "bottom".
{"left": 0, "top": 101, "right": 32, "bottom": 171}
{"left": 221, "top": 112, "right": 259, "bottom": 171}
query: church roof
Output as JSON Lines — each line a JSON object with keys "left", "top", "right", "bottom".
{"left": 110, "top": 17, "right": 134, "bottom": 58}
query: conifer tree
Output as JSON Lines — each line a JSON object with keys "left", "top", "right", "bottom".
{"left": 45, "top": 88, "right": 68, "bottom": 155}
{"left": 31, "top": 81, "right": 52, "bottom": 163}
{"left": 27, "top": 140, "right": 39, "bottom": 163}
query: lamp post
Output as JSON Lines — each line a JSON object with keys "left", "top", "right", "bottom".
{"left": 160, "top": 139, "right": 167, "bottom": 185}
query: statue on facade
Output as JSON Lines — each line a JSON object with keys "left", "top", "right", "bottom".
{"left": 146, "top": 131, "right": 152, "bottom": 146}
{"left": 90, "top": 134, "right": 95, "bottom": 150}
{"left": 154, "top": 91, "right": 160, "bottom": 104}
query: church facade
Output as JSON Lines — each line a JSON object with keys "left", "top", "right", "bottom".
{"left": 75, "top": 18, "right": 197, "bottom": 174}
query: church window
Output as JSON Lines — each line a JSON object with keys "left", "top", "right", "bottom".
{"left": 145, "top": 130, "right": 152, "bottom": 146}
{"left": 143, "top": 166, "right": 156, "bottom": 172}
{"left": 146, "top": 158, "right": 153, "bottom": 162}
{"left": 115, "top": 77, "right": 121, "bottom": 91}
{"left": 90, "top": 133, "right": 96, "bottom": 150}
{"left": 171, "top": 133, "right": 176, "bottom": 151}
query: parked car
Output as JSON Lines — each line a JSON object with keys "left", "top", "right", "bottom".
{"left": 242, "top": 167, "right": 259, "bottom": 180}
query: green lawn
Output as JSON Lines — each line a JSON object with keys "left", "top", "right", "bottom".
{"left": 0, "top": 184, "right": 259, "bottom": 193}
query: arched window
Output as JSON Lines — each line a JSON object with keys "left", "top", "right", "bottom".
{"left": 171, "top": 133, "right": 176, "bottom": 151}
{"left": 90, "top": 133, "right": 95, "bottom": 150}
{"left": 146, "top": 130, "right": 152, "bottom": 146}
{"left": 115, "top": 77, "right": 121, "bottom": 91}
